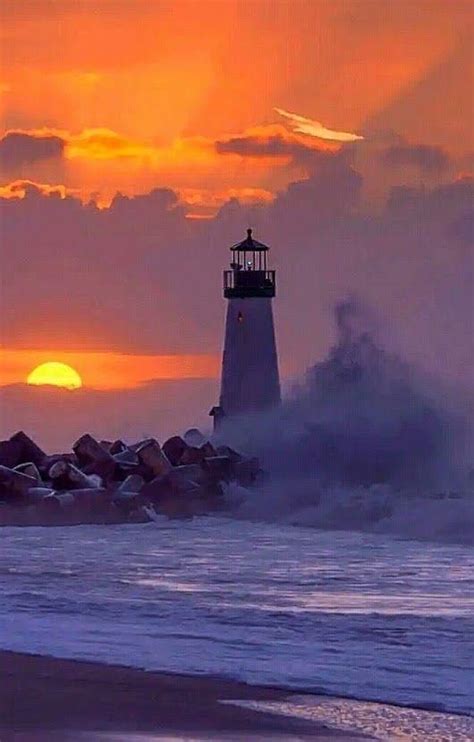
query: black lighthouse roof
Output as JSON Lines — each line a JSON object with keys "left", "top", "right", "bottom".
{"left": 230, "top": 228, "right": 269, "bottom": 252}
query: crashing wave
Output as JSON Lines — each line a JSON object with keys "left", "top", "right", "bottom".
{"left": 218, "top": 299, "right": 474, "bottom": 545}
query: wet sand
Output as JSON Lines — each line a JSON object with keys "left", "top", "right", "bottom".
{"left": 0, "top": 651, "right": 357, "bottom": 740}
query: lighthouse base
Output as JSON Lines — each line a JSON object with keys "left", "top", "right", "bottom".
{"left": 219, "top": 297, "right": 280, "bottom": 418}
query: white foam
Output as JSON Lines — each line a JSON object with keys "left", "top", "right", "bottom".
{"left": 224, "top": 697, "right": 474, "bottom": 741}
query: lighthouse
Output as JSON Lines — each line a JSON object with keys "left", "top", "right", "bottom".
{"left": 210, "top": 229, "right": 281, "bottom": 428}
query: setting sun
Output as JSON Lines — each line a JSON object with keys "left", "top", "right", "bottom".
{"left": 27, "top": 362, "right": 83, "bottom": 390}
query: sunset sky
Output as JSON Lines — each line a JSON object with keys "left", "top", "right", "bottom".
{"left": 0, "top": 0, "right": 472, "bottom": 450}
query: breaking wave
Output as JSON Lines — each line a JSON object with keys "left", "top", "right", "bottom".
{"left": 218, "top": 299, "right": 474, "bottom": 545}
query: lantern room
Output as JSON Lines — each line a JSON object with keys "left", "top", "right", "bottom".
{"left": 223, "top": 229, "right": 276, "bottom": 298}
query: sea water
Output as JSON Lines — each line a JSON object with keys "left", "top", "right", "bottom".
{"left": 1, "top": 517, "right": 473, "bottom": 729}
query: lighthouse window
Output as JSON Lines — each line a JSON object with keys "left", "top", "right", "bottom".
{"left": 237, "top": 311, "right": 243, "bottom": 323}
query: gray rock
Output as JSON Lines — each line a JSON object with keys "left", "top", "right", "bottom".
{"left": 0, "top": 465, "right": 38, "bottom": 499}
{"left": 14, "top": 462, "right": 42, "bottom": 483}
{"left": 183, "top": 428, "right": 205, "bottom": 447}
{"left": 9, "top": 431, "right": 46, "bottom": 467}
{"left": 117, "top": 474, "right": 145, "bottom": 493}
{"left": 136, "top": 439, "right": 171, "bottom": 477}
{"left": 168, "top": 464, "right": 204, "bottom": 487}
{"left": 49, "top": 460, "right": 101, "bottom": 490}
{"left": 162, "top": 436, "right": 188, "bottom": 466}
{"left": 202, "top": 456, "right": 233, "bottom": 481}
{"left": 73, "top": 434, "right": 115, "bottom": 479}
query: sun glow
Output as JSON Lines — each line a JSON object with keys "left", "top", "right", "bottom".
{"left": 27, "top": 362, "right": 83, "bottom": 390}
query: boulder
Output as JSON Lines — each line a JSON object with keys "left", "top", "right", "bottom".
{"left": 70, "top": 487, "right": 109, "bottom": 503}
{"left": 113, "top": 448, "right": 140, "bottom": 467}
{"left": 141, "top": 474, "right": 172, "bottom": 503}
{"left": 24, "top": 487, "right": 55, "bottom": 503}
{"left": 136, "top": 439, "right": 171, "bottom": 477}
{"left": 202, "top": 455, "right": 233, "bottom": 482}
{"left": 48, "top": 460, "right": 101, "bottom": 490}
{"left": 9, "top": 431, "right": 46, "bottom": 467}
{"left": 117, "top": 474, "right": 144, "bottom": 493}
{"left": 39, "top": 453, "right": 78, "bottom": 476}
{"left": 162, "top": 436, "right": 188, "bottom": 466}
{"left": 99, "top": 440, "right": 113, "bottom": 452}
{"left": 109, "top": 439, "right": 127, "bottom": 455}
{"left": 68, "top": 488, "right": 112, "bottom": 520}
{"left": 179, "top": 446, "right": 205, "bottom": 465}
{"left": 183, "top": 428, "right": 205, "bottom": 447}
{"left": 232, "top": 457, "right": 261, "bottom": 486}
{"left": 200, "top": 441, "right": 217, "bottom": 458}
{"left": 0, "top": 465, "right": 37, "bottom": 500}
{"left": 112, "top": 491, "right": 142, "bottom": 512}
{"left": 14, "top": 462, "right": 42, "bottom": 484}
{"left": 168, "top": 464, "right": 204, "bottom": 488}
{"left": 0, "top": 439, "right": 24, "bottom": 468}
{"left": 216, "top": 445, "right": 244, "bottom": 463}
{"left": 41, "top": 492, "right": 76, "bottom": 512}
{"left": 73, "top": 434, "right": 115, "bottom": 479}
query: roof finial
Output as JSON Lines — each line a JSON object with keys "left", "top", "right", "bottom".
{"left": 247, "top": 227, "right": 252, "bottom": 240}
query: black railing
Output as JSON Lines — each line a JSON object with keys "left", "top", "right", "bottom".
{"left": 224, "top": 269, "right": 276, "bottom": 298}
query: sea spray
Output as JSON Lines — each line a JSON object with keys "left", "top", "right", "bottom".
{"left": 218, "top": 299, "right": 474, "bottom": 544}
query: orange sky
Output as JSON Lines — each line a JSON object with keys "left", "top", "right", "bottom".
{"left": 1, "top": 0, "right": 472, "bottom": 211}
{"left": 0, "top": 349, "right": 220, "bottom": 389}
{"left": 0, "top": 0, "right": 472, "bottom": 405}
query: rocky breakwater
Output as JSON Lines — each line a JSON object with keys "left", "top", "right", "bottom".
{"left": 0, "top": 430, "right": 261, "bottom": 526}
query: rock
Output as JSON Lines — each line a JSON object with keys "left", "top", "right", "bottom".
{"left": 141, "top": 474, "right": 172, "bottom": 503}
{"left": 168, "top": 464, "right": 204, "bottom": 488}
{"left": 0, "top": 465, "right": 37, "bottom": 499}
{"left": 109, "top": 439, "right": 127, "bottom": 455}
{"left": 136, "top": 439, "right": 171, "bottom": 477}
{"left": 9, "top": 431, "right": 46, "bottom": 467}
{"left": 48, "top": 460, "right": 101, "bottom": 490}
{"left": 88, "top": 474, "right": 103, "bottom": 488}
{"left": 113, "top": 449, "right": 140, "bottom": 467}
{"left": 216, "top": 445, "right": 244, "bottom": 463}
{"left": 27, "top": 486, "right": 56, "bottom": 501}
{"left": 70, "top": 487, "right": 109, "bottom": 503}
{"left": 112, "top": 491, "right": 142, "bottom": 511}
{"left": 41, "top": 492, "right": 76, "bottom": 511}
{"left": 200, "top": 441, "right": 217, "bottom": 458}
{"left": 0, "top": 439, "right": 24, "bottom": 468}
{"left": 14, "top": 462, "right": 42, "bottom": 484}
{"left": 73, "top": 434, "right": 115, "bottom": 479}
{"left": 162, "top": 436, "right": 188, "bottom": 466}
{"left": 117, "top": 474, "right": 144, "bottom": 493}
{"left": 232, "top": 457, "right": 261, "bottom": 486}
{"left": 99, "top": 440, "right": 113, "bottom": 452}
{"left": 0, "top": 428, "right": 263, "bottom": 527}
{"left": 39, "top": 453, "right": 77, "bottom": 476}
{"left": 183, "top": 428, "right": 205, "bottom": 447}
{"left": 202, "top": 455, "right": 233, "bottom": 482}
{"left": 179, "top": 446, "right": 205, "bottom": 465}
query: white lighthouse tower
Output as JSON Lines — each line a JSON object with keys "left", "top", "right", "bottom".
{"left": 210, "top": 229, "right": 280, "bottom": 427}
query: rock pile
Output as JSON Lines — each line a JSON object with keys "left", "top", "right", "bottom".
{"left": 0, "top": 430, "right": 261, "bottom": 526}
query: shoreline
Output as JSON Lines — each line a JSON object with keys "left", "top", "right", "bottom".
{"left": 0, "top": 650, "right": 357, "bottom": 739}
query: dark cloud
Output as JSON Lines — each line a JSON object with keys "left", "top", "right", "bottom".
{"left": 0, "top": 131, "right": 65, "bottom": 170}
{"left": 382, "top": 142, "right": 450, "bottom": 173}
{"left": 1, "top": 156, "right": 472, "bottom": 409}
{"left": 215, "top": 130, "right": 331, "bottom": 162}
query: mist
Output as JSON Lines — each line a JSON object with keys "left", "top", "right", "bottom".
{"left": 217, "top": 299, "right": 474, "bottom": 545}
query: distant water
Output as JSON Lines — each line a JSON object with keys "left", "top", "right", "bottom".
{"left": 1, "top": 518, "right": 473, "bottom": 724}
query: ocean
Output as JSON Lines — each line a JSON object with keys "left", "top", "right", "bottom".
{"left": 1, "top": 516, "right": 473, "bottom": 737}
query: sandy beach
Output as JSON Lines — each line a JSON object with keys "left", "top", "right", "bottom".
{"left": 0, "top": 651, "right": 355, "bottom": 740}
